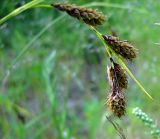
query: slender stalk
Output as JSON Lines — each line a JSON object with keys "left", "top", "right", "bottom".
{"left": 1, "top": 15, "right": 65, "bottom": 89}
{"left": 111, "top": 50, "right": 153, "bottom": 100}
{"left": 83, "top": 2, "right": 147, "bottom": 14}
{"left": 106, "top": 116, "right": 126, "bottom": 139}
{"left": 0, "top": 1, "right": 148, "bottom": 25}
{"left": 91, "top": 27, "right": 153, "bottom": 100}
{"left": 90, "top": 26, "right": 114, "bottom": 68}
{"left": 0, "top": 1, "right": 153, "bottom": 100}
{"left": 9, "top": 15, "right": 64, "bottom": 70}
{"left": 0, "top": 0, "right": 44, "bottom": 25}
{"left": 90, "top": 26, "right": 112, "bottom": 58}
{"left": 32, "top": 4, "right": 53, "bottom": 9}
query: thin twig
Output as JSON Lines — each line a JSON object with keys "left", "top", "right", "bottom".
{"left": 106, "top": 116, "right": 126, "bottom": 139}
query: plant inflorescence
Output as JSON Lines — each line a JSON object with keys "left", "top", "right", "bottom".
{"left": 0, "top": 0, "right": 153, "bottom": 120}
{"left": 103, "top": 35, "right": 137, "bottom": 60}
{"left": 132, "top": 107, "right": 160, "bottom": 139}
{"left": 107, "top": 62, "right": 127, "bottom": 118}
{"left": 51, "top": 3, "right": 105, "bottom": 26}
{"left": 49, "top": 3, "right": 152, "bottom": 118}
{"left": 0, "top": 1, "right": 155, "bottom": 138}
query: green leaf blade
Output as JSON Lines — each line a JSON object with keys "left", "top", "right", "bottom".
{"left": 113, "top": 52, "right": 153, "bottom": 100}
{"left": 92, "top": 27, "right": 153, "bottom": 100}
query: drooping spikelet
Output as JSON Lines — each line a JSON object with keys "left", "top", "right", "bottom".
{"left": 107, "top": 62, "right": 128, "bottom": 90}
{"left": 107, "top": 91, "right": 126, "bottom": 118}
{"left": 103, "top": 35, "right": 137, "bottom": 60}
{"left": 107, "top": 62, "right": 127, "bottom": 118}
{"left": 51, "top": 3, "right": 105, "bottom": 26}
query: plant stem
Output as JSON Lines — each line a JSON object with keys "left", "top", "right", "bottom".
{"left": 32, "top": 4, "right": 53, "bottom": 9}
{"left": 0, "top": 0, "right": 44, "bottom": 25}
{"left": 111, "top": 51, "right": 153, "bottom": 100}
{"left": 0, "top": 1, "right": 153, "bottom": 100}
{"left": 91, "top": 27, "right": 153, "bottom": 100}
{"left": 83, "top": 2, "right": 147, "bottom": 14}
{"left": 90, "top": 26, "right": 114, "bottom": 67}
{"left": 90, "top": 26, "right": 112, "bottom": 58}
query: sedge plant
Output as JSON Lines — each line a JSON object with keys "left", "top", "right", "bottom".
{"left": 0, "top": 0, "right": 154, "bottom": 138}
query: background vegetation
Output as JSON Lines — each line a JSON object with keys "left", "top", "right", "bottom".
{"left": 0, "top": 0, "right": 160, "bottom": 139}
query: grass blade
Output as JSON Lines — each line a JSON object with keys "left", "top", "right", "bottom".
{"left": 1, "top": 15, "right": 65, "bottom": 87}
{"left": 106, "top": 116, "right": 126, "bottom": 139}
{"left": 8, "top": 15, "right": 64, "bottom": 71}
{"left": 0, "top": 0, "right": 44, "bottom": 25}
{"left": 84, "top": 2, "right": 147, "bottom": 14}
{"left": 92, "top": 27, "right": 153, "bottom": 100}
{"left": 113, "top": 52, "right": 153, "bottom": 100}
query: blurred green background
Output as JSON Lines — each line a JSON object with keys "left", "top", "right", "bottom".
{"left": 0, "top": 0, "right": 160, "bottom": 139}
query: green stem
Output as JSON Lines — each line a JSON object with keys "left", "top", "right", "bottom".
{"left": 0, "top": 0, "right": 44, "bottom": 25}
{"left": 111, "top": 50, "right": 153, "bottom": 100}
{"left": 83, "top": 2, "right": 147, "bottom": 14}
{"left": 90, "top": 26, "right": 114, "bottom": 68}
{"left": 92, "top": 27, "right": 153, "bottom": 100}
{"left": 90, "top": 26, "right": 112, "bottom": 58}
{"left": 0, "top": 1, "right": 153, "bottom": 101}
{"left": 32, "top": 4, "right": 53, "bottom": 9}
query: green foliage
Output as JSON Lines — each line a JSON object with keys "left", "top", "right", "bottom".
{"left": 0, "top": 0, "right": 160, "bottom": 139}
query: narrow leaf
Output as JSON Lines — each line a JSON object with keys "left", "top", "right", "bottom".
{"left": 92, "top": 27, "right": 153, "bottom": 100}
{"left": 0, "top": 0, "right": 44, "bottom": 25}
{"left": 83, "top": 2, "right": 147, "bottom": 14}
{"left": 112, "top": 51, "right": 153, "bottom": 100}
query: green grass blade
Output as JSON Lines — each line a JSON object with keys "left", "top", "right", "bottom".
{"left": 8, "top": 15, "right": 64, "bottom": 70}
{"left": 32, "top": 4, "right": 53, "bottom": 9}
{"left": 42, "top": 50, "right": 56, "bottom": 105}
{"left": 113, "top": 52, "right": 153, "bottom": 100}
{"left": 25, "top": 110, "right": 51, "bottom": 129}
{"left": 32, "top": 123, "right": 51, "bottom": 139}
{"left": 92, "top": 27, "right": 153, "bottom": 100}
{"left": 90, "top": 26, "right": 112, "bottom": 58}
{"left": 83, "top": 2, "right": 147, "bottom": 14}
{"left": 106, "top": 116, "right": 126, "bottom": 139}
{"left": 0, "top": 0, "right": 44, "bottom": 25}
{"left": 1, "top": 15, "right": 65, "bottom": 87}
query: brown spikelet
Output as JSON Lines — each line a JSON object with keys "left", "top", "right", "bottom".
{"left": 107, "top": 63, "right": 128, "bottom": 90}
{"left": 103, "top": 35, "right": 137, "bottom": 60}
{"left": 107, "top": 61, "right": 127, "bottom": 118}
{"left": 107, "top": 92, "right": 126, "bottom": 118}
{"left": 51, "top": 3, "right": 105, "bottom": 26}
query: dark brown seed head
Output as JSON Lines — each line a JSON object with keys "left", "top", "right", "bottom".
{"left": 107, "top": 61, "right": 127, "bottom": 118}
{"left": 107, "top": 92, "right": 126, "bottom": 118}
{"left": 103, "top": 35, "right": 137, "bottom": 60}
{"left": 107, "top": 63, "right": 128, "bottom": 90}
{"left": 51, "top": 3, "right": 105, "bottom": 26}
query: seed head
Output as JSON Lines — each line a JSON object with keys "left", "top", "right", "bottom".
{"left": 107, "top": 63, "right": 128, "bottom": 90}
{"left": 51, "top": 3, "right": 105, "bottom": 26}
{"left": 103, "top": 35, "right": 137, "bottom": 60}
{"left": 107, "top": 91, "right": 126, "bottom": 118}
{"left": 107, "top": 62, "right": 127, "bottom": 118}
